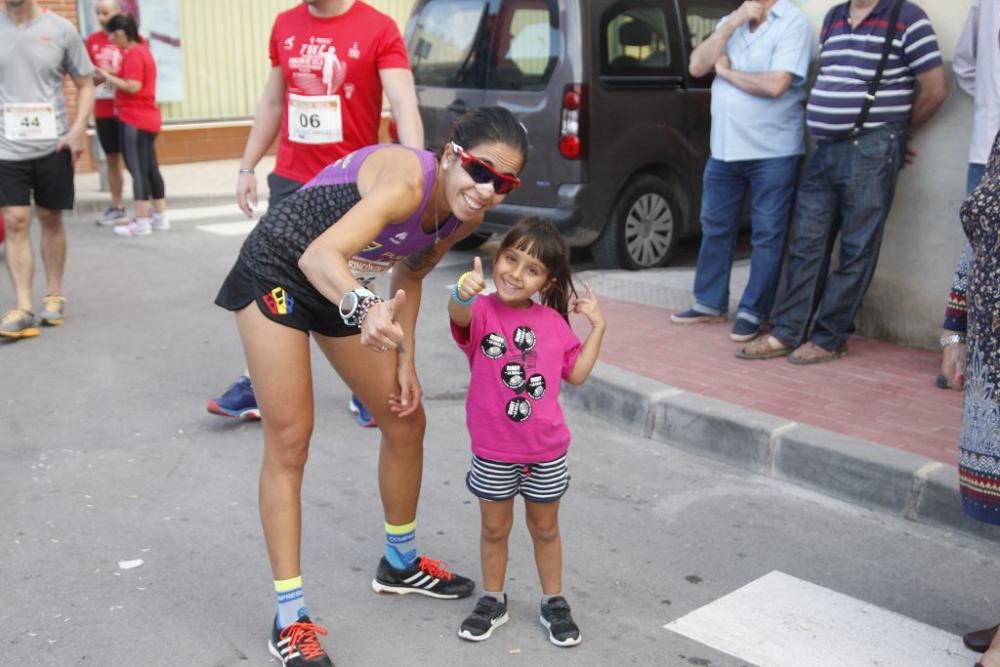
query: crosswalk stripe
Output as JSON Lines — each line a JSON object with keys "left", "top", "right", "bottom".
{"left": 664, "top": 570, "right": 973, "bottom": 667}
{"left": 195, "top": 221, "right": 257, "bottom": 236}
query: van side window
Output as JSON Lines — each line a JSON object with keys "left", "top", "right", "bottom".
{"left": 600, "top": 2, "right": 683, "bottom": 79}
{"left": 408, "top": 0, "right": 492, "bottom": 88}
{"left": 488, "top": 0, "right": 560, "bottom": 91}
{"left": 682, "top": 0, "right": 741, "bottom": 88}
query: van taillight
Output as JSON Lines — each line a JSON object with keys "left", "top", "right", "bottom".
{"left": 559, "top": 84, "right": 585, "bottom": 160}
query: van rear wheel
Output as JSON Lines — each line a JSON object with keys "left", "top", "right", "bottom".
{"left": 594, "top": 174, "right": 680, "bottom": 270}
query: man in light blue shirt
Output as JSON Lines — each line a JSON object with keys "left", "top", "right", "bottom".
{"left": 671, "top": 0, "right": 813, "bottom": 342}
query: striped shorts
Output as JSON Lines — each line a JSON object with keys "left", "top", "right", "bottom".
{"left": 466, "top": 453, "right": 570, "bottom": 503}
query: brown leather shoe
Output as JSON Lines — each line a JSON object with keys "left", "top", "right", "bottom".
{"left": 964, "top": 624, "right": 999, "bottom": 653}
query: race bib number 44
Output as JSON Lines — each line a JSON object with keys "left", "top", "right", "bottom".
{"left": 4, "top": 103, "right": 58, "bottom": 142}
{"left": 288, "top": 93, "right": 342, "bottom": 145}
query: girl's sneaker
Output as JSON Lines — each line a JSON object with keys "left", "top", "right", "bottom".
{"left": 113, "top": 218, "right": 152, "bottom": 236}
{"left": 540, "top": 596, "right": 582, "bottom": 647}
{"left": 268, "top": 615, "right": 334, "bottom": 666}
{"left": 95, "top": 206, "right": 127, "bottom": 226}
{"left": 458, "top": 594, "right": 509, "bottom": 641}
{"left": 151, "top": 212, "right": 170, "bottom": 231}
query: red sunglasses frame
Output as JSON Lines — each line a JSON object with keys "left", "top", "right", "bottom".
{"left": 450, "top": 142, "right": 521, "bottom": 194}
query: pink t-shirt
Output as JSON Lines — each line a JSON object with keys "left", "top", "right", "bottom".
{"left": 451, "top": 293, "right": 582, "bottom": 464}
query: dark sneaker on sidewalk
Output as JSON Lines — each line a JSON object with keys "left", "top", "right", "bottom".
{"left": 729, "top": 318, "right": 760, "bottom": 342}
{"left": 0, "top": 308, "right": 39, "bottom": 339}
{"left": 372, "top": 556, "right": 474, "bottom": 599}
{"left": 206, "top": 375, "right": 261, "bottom": 420}
{"left": 458, "top": 594, "right": 509, "bottom": 641}
{"left": 540, "top": 596, "right": 582, "bottom": 647}
{"left": 95, "top": 206, "right": 127, "bottom": 226}
{"left": 268, "top": 615, "right": 335, "bottom": 666}
{"left": 348, "top": 394, "right": 376, "bottom": 427}
{"left": 670, "top": 308, "right": 726, "bottom": 324}
{"left": 39, "top": 295, "right": 66, "bottom": 326}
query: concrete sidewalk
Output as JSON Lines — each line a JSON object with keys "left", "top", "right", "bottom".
{"left": 73, "top": 157, "right": 999, "bottom": 543}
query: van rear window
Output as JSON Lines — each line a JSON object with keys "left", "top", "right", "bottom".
{"left": 408, "top": 0, "right": 559, "bottom": 91}
{"left": 489, "top": 1, "right": 560, "bottom": 91}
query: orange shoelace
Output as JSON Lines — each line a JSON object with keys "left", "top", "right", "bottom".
{"left": 419, "top": 557, "right": 454, "bottom": 581}
{"left": 280, "top": 621, "right": 329, "bottom": 660}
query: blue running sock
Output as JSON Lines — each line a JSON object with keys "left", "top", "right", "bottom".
{"left": 385, "top": 521, "right": 417, "bottom": 570}
{"left": 275, "top": 575, "right": 307, "bottom": 629}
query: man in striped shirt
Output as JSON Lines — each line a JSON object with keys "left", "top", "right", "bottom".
{"left": 739, "top": 0, "right": 948, "bottom": 364}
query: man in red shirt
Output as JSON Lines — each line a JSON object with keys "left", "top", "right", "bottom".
{"left": 85, "top": 0, "right": 127, "bottom": 226}
{"left": 208, "top": 0, "right": 423, "bottom": 424}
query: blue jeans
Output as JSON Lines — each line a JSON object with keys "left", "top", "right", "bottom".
{"left": 770, "top": 124, "right": 907, "bottom": 351}
{"left": 692, "top": 155, "right": 800, "bottom": 324}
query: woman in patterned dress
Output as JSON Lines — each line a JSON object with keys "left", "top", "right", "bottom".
{"left": 958, "top": 131, "right": 1000, "bottom": 667}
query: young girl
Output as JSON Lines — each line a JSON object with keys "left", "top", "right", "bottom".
{"left": 448, "top": 217, "right": 606, "bottom": 646}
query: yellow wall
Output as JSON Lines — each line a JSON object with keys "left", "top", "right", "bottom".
{"left": 162, "top": 0, "right": 415, "bottom": 122}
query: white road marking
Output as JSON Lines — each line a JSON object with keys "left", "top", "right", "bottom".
{"left": 168, "top": 204, "right": 251, "bottom": 221}
{"left": 664, "top": 571, "right": 974, "bottom": 667}
{"left": 195, "top": 221, "right": 257, "bottom": 236}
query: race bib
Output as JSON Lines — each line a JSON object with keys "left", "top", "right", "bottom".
{"left": 96, "top": 81, "right": 116, "bottom": 100}
{"left": 288, "top": 93, "right": 342, "bottom": 145}
{"left": 3, "top": 103, "right": 58, "bottom": 142}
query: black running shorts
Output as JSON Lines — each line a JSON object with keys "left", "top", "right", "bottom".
{"left": 0, "top": 150, "right": 74, "bottom": 210}
{"left": 95, "top": 117, "right": 122, "bottom": 155}
{"left": 215, "top": 257, "right": 360, "bottom": 338}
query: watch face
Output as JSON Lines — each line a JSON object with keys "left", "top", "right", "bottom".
{"left": 340, "top": 291, "right": 359, "bottom": 318}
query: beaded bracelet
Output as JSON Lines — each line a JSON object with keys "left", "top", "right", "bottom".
{"left": 452, "top": 283, "right": 476, "bottom": 306}
{"left": 355, "top": 296, "right": 385, "bottom": 328}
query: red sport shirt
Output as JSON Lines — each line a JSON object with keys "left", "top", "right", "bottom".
{"left": 85, "top": 30, "right": 123, "bottom": 119}
{"left": 268, "top": 1, "right": 411, "bottom": 184}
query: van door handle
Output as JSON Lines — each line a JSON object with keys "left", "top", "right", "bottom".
{"left": 447, "top": 101, "right": 468, "bottom": 115}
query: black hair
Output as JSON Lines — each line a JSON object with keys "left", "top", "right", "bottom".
{"left": 105, "top": 13, "right": 142, "bottom": 43}
{"left": 447, "top": 106, "right": 529, "bottom": 169}
{"left": 496, "top": 217, "right": 576, "bottom": 320}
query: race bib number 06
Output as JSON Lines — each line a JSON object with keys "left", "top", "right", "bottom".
{"left": 4, "top": 103, "right": 58, "bottom": 142}
{"left": 288, "top": 93, "right": 342, "bottom": 145}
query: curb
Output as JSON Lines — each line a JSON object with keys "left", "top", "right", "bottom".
{"left": 564, "top": 362, "right": 1000, "bottom": 543}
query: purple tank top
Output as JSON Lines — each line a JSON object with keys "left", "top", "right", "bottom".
{"left": 301, "top": 145, "right": 461, "bottom": 285}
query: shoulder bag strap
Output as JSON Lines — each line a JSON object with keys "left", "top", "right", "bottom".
{"left": 852, "top": 0, "right": 905, "bottom": 136}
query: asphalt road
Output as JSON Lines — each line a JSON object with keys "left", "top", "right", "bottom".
{"left": 1, "top": 210, "right": 997, "bottom": 666}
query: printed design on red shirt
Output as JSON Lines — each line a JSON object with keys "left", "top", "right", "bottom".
{"left": 289, "top": 36, "right": 348, "bottom": 96}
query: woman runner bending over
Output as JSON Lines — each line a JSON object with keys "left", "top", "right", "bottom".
{"left": 214, "top": 106, "right": 528, "bottom": 667}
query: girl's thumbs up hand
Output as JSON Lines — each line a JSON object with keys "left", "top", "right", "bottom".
{"left": 457, "top": 257, "right": 488, "bottom": 301}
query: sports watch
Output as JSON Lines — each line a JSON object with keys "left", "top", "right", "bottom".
{"left": 339, "top": 288, "right": 378, "bottom": 326}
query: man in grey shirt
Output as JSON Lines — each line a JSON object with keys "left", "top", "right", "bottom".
{"left": 0, "top": 0, "right": 95, "bottom": 339}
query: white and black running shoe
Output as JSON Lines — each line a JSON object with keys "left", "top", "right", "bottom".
{"left": 540, "top": 596, "right": 582, "bottom": 647}
{"left": 268, "top": 615, "right": 334, "bottom": 666}
{"left": 458, "top": 594, "right": 509, "bottom": 641}
{"left": 371, "top": 556, "right": 474, "bottom": 599}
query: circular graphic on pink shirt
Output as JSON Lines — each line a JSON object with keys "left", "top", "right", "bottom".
{"left": 526, "top": 374, "right": 546, "bottom": 399}
{"left": 513, "top": 326, "right": 536, "bottom": 351}
{"left": 506, "top": 397, "right": 531, "bottom": 422}
{"left": 481, "top": 333, "right": 507, "bottom": 359}
{"left": 501, "top": 363, "right": 526, "bottom": 390}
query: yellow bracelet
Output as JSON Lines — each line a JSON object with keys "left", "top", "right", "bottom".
{"left": 457, "top": 271, "right": 473, "bottom": 293}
